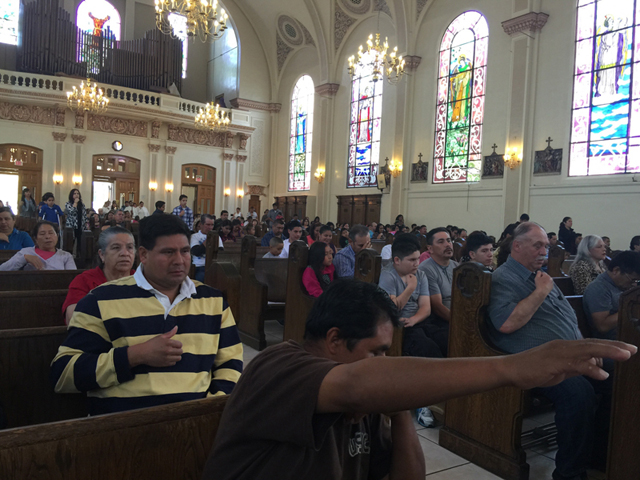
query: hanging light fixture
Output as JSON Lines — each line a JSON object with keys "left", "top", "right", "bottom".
{"left": 66, "top": 78, "right": 109, "bottom": 115}
{"left": 503, "top": 147, "right": 523, "bottom": 170}
{"left": 194, "top": 102, "right": 230, "bottom": 132}
{"left": 347, "top": 13, "right": 405, "bottom": 85}
{"left": 155, "top": 0, "right": 228, "bottom": 43}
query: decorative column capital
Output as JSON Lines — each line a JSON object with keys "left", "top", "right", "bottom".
{"left": 71, "top": 134, "right": 86, "bottom": 144}
{"left": 151, "top": 121, "right": 161, "bottom": 139}
{"left": 75, "top": 112, "right": 84, "bottom": 129}
{"left": 148, "top": 144, "right": 161, "bottom": 152}
{"left": 404, "top": 55, "right": 422, "bottom": 73}
{"left": 502, "top": 12, "right": 549, "bottom": 37}
{"left": 225, "top": 131, "right": 235, "bottom": 148}
{"left": 236, "top": 155, "right": 247, "bottom": 162}
{"left": 51, "top": 132, "right": 67, "bottom": 142}
{"left": 223, "top": 153, "right": 235, "bottom": 161}
{"left": 238, "top": 133, "right": 249, "bottom": 150}
{"left": 165, "top": 146, "right": 177, "bottom": 155}
{"left": 247, "top": 185, "right": 266, "bottom": 196}
{"left": 55, "top": 107, "right": 65, "bottom": 127}
{"left": 315, "top": 83, "right": 340, "bottom": 98}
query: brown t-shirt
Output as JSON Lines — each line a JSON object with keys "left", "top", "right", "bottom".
{"left": 201, "top": 341, "right": 392, "bottom": 480}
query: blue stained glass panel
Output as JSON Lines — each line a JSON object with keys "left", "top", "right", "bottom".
{"left": 288, "top": 75, "right": 315, "bottom": 191}
{"left": 0, "top": 0, "right": 20, "bottom": 46}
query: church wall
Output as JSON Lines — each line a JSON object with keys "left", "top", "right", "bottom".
{"left": 133, "top": 2, "right": 156, "bottom": 39}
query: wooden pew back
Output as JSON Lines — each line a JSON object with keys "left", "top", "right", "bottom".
{"left": 0, "top": 395, "right": 227, "bottom": 480}
{"left": 607, "top": 286, "right": 640, "bottom": 480}
{"left": 0, "top": 270, "right": 84, "bottom": 291}
{"left": 0, "top": 326, "right": 87, "bottom": 428}
{"left": 14, "top": 217, "right": 37, "bottom": 233}
{"left": 0, "top": 250, "right": 18, "bottom": 265}
{"left": 0, "top": 290, "right": 67, "bottom": 329}
{"left": 283, "top": 241, "right": 316, "bottom": 346}
{"left": 547, "top": 245, "right": 567, "bottom": 277}
{"left": 553, "top": 276, "right": 574, "bottom": 296}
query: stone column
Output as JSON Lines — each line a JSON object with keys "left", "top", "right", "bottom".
{"left": 148, "top": 144, "right": 161, "bottom": 206}
{"left": 235, "top": 154, "right": 247, "bottom": 213}
{"left": 51, "top": 132, "right": 67, "bottom": 201}
{"left": 165, "top": 146, "right": 177, "bottom": 206}
{"left": 314, "top": 83, "right": 340, "bottom": 221}
{"left": 71, "top": 135, "right": 87, "bottom": 200}
{"left": 222, "top": 153, "right": 235, "bottom": 211}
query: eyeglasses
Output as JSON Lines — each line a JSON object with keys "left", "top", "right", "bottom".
{"left": 624, "top": 273, "right": 640, "bottom": 286}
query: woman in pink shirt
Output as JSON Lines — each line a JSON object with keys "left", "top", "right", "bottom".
{"left": 302, "top": 241, "right": 337, "bottom": 297}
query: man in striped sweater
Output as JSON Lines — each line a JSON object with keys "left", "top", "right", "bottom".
{"left": 51, "top": 214, "right": 243, "bottom": 415}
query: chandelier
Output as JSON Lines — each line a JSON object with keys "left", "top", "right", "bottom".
{"left": 195, "top": 102, "right": 230, "bottom": 132}
{"left": 348, "top": 33, "right": 405, "bottom": 84}
{"left": 155, "top": 0, "right": 228, "bottom": 43}
{"left": 503, "top": 147, "right": 523, "bottom": 170}
{"left": 66, "top": 78, "right": 109, "bottom": 114}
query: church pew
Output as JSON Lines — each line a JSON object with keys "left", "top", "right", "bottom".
{"left": 0, "top": 290, "right": 67, "bottom": 329}
{"left": 552, "top": 276, "right": 574, "bottom": 296}
{"left": 607, "top": 286, "right": 640, "bottom": 480}
{"left": 203, "top": 233, "right": 242, "bottom": 324}
{"left": 566, "top": 295, "right": 592, "bottom": 338}
{"left": 0, "top": 395, "right": 228, "bottom": 480}
{"left": 0, "top": 269, "right": 85, "bottom": 291}
{"left": 0, "top": 326, "right": 87, "bottom": 428}
{"left": 370, "top": 239, "right": 385, "bottom": 254}
{"left": 0, "top": 250, "right": 19, "bottom": 265}
{"left": 452, "top": 241, "right": 464, "bottom": 262}
{"left": 283, "top": 241, "right": 316, "bottom": 346}
{"left": 439, "top": 263, "right": 529, "bottom": 480}
{"left": 204, "top": 232, "right": 269, "bottom": 271}
{"left": 13, "top": 216, "right": 37, "bottom": 233}
{"left": 547, "top": 245, "right": 567, "bottom": 277}
{"left": 237, "top": 235, "right": 287, "bottom": 350}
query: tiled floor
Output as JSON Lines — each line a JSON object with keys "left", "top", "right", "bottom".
{"left": 241, "top": 321, "right": 605, "bottom": 480}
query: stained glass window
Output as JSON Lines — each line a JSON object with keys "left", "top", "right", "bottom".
{"left": 433, "top": 11, "right": 488, "bottom": 184}
{"left": 348, "top": 51, "right": 383, "bottom": 188}
{"left": 289, "top": 75, "right": 314, "bottom": 191}
{"left": 0, "top": 0, "right": 20, "bottom": 46}
{"left": 168, "top": 13, "right": 188, "bottom": 79}
{"left": 570, "top": 0, "right": 640, "bottom": 176}
{"left": 77, "top": 0, "right": 121, "bottom": 40}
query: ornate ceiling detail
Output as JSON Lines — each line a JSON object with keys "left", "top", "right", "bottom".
{"left": 502, "top": 12, "right": 550, "bottom": 37}
{"left": 416, "top": 0, "right": 427, "bottom": 20}
{"left": 300, "top": 22, "right": 316, "bottom": 47}
{"left": 230, "top": 98, "right": 282, "bottom": 113}
{"left": 278, "top": 15, "right": 303, "bottom": 47}
{"left": 226, "top": 132, "right": 235, "bottom": 148}
{"left": 247, "top": 185, "right": 266, "bottom": 196}
{"left": 373, "top": 0, "right": 391, "bottom": 18}
{"left": 168, "top": 124, "right": 227, "bottom": 147}
{"left": 165, "top": 146, "right": 177, "bottom": 154}
{"left": 0, "top": 102, "right": 62, "bottom": 126}
{"left": 51, "top": 132, "right": 67, "bottom": 142}
{"left": 87, "top": 115, "right": 147, "bottom": 137}
{"left": 335, "top": 4, "right": 357, "bottom": 52}
{"left": 277, "top": 33, "right": 294, "bottom": 73}
{"left": 238, "top": 133, "right": 249, "bottom": 150}
{"left": 339, "top": 0, "right": 370, "bottom": 16}
{"left": 151, "top": 121, "right": 161, "bottom": 139}
{"left": 148, "top": 144, "right": 161, "bottom": 152}
{"left": 315, "top": 83, "right": 340, "bottom": 98}
{"left": 71, "top": 135, "right": 86, "bottom": 144}
{"left": 75, "top": 112, "right": 84, "bottom": 129}
{"left": 404, "top": 55, "right": 422, "bottom": 73}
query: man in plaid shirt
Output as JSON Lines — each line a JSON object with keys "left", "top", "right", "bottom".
{"left": 172, "top": 195, "right": 194, "bottom": 231}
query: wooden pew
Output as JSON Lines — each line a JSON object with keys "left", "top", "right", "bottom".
{"left": 453, "top": 241, "right": 464, "bottom": 262}
{"left": 13, "top": 216, "right": 37, "bottom": 233}
{"left": 0, "top": 250, "right": 18, "bottom": 265}
{"left": 553, "top": 276, "right": 574, "bottom": 296}
{"left": 607, "top": 286, "right": 640, "bottom": 480}
{"left": 0, "top": 395, "right": 227, "bottom": 480}
{"left": 547, "top": 245, "right": 567, "bottom": 277}
{"left": 0, "top": 269, "right": 84, "bottom": 291}
{"left": 237, "top": 235, "right": 287, "bottom": 350}
{"left": 0, "top": 290, "right": 67, "bottom": 329}
{"left": 439, "top": 263, "right": 529, "bottom": 480}
{"left": 283, "top": 241, "right": 317, "bottom": 346}
{"left": 566, "top": 295, "right": 592, "bottom": 338}
{"left": 0, "top": 326, "right": 87, "bottom": 428}
{"left": 203, "top": 233, "right": 242, "bottom": 324}
{"left": 370, "top": 239, "right": 385, "bottom": 254}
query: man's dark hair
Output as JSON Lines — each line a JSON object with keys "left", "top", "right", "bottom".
{"left": 179, "top": 194, "right": 187, "bottom": 201}
{"left": 287, "top": 219, "right": 302, "bottom": 232}
{"left": 427, "top": 227, "right": 450, "bottom": 245}
{"left": 602, "top": 236, "right": 610, "bottom": 241}
{"left": 139, "top": 213, "right": 191, "bottom": 250}
{"left": 200, "top": 214, "right": 214, "bottom": 225}
{"left": 319, "top": 224, "right": 332, "bottom": 235}
{"left": 272, "top": 202, "right": 278, "bottom": 207}
{"left": 520, "top": 213, "right": 530, "bottom": 222}
{"left": 220, "top": 210, "right": 228, "bottom": 216}
{"left": 391, "top": 233, "right": 420, "bottom": 260}
{"left": 609, "top": 251, "right": 640, "bottom": 275}
{"left": 326, "top": 222, "right": 335, "bottom": 230}
{"left": 42, "top": 192, "right": 54, "bottom": 202}
{"left": 32, "top": 220, "right": 59, "bottom": 238}
{"left": 273, "top": 218, "right": 285, "bottom": 227}
{"left": 155, "top": 201, "right": 165, "bottom": 210}
{"left": 348, "top": 224, "right": 369, "bottom": 242}
{"left": 0, "top": 207, "right": 15, "bottom": 220}
{"left": 304, "top": 279, "right": 400, "bottom": 350}
{"left": 231, "top": 219, "right": 242, "bottom": 227}
{"left": 630, "top": 236, "right": 640, "bottom": 251}
{"left": 465, "top": 232, "right": 494, "bottom": 254}
{"left": 547, "top": 232, "right": 557, "bottom": 239}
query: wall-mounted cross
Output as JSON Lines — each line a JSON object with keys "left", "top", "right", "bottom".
{"left": 491, "top": 144, "right": 498, "bottom": 154}
{"left": 418, "top": 152, "right": 423, "bottom": 163}
{"left": 546, "top": 137, "right": 554, "bottom": 148}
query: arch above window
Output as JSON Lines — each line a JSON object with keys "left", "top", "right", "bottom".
{"left": 289, "top": 75, "right": 315, "bottom": 192}
{"left": 77, "top": 0, "right": 121, "bottom": 41}
{"left": 433, "top": 11, "right": 489, "bottom": 184}
{"left": 570, "top": 0, "right": 640, "bottom": 176}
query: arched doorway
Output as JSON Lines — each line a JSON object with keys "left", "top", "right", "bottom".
{"left": 92, "top": 154, "right": 140, "bottom": 211}
{"left": 181, "top": 164, "right": 216, "bottom": 215}
{"left": 0, "top": 144, "right": 43, "bottom": 209}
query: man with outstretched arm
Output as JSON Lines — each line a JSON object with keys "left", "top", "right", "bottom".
{"left": 202, "top": 279, "right": 635, "bottom": 480}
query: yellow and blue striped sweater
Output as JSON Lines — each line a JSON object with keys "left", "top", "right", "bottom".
{"left": 51, "top": 276, "right": 243, "bottom": 415}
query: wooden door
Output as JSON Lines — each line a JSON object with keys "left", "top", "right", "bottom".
{"left": 337, "top": 196, "right": 353, "bottom": 226}
{"left": 365, "top": 195, "right": 381, "bottom": 225}
{"left": 116, "top": 179, "right": 138, "bottom": 205}
{"left": 197, "top": 185, "right": 215, "bottom": 215}
{"left": 248, "top": 195, "right": 260, "bottom": 217}
{"left": 19, "top": 170, "right": 42, "bottom": 202}
{"left": 353, "top": 197, "right": 366, "bottom": 225}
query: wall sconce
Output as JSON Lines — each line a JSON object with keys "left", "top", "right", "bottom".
{"left": 52, "top": 174, "right": 64, "bottom": 184}
{"left": 224, "top": 188, "right": 231, "bottom": 197}
{"left": 314, "top": 167, "right": 325, "bottom": 183}
{"left": 72, "top": 175, "right": 82, "bottom": 185}
{"left": 503, "top": 147, "right": 523, "bottom": 170}
{"left": 165, "top": 183, "right": 174, "bottom": 192}
{"left": 388, "top": 158, "right": 403, "bottom": 178}
{"left": 236, "top": 189, "right": 244, "bottom": 198}
{"left": 149, "top": 181, "right": 158, "bottom": 191}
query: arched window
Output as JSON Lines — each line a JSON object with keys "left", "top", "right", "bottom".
{"left": 289, "top": 75, "right": 315, "bottom": 191}
{"left": 570, "top": 1, "right": 639, "bottom": 176}
{"left": 77, "top": 0, "right": 121, "bottom": 40}
{"left": 168, "top": 14, "right": 188, "bottom": 79}
{"left": 348, "top": 51, "right": 383, "bottom": 188}
{"left": 0, "top": 0, "right": 20, "bottom": 46}
{"left": 433, "top": 11, "right": 488, "bottom": 183}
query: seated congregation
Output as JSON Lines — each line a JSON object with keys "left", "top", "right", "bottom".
{"left": 1, "top": 205, "right": 640, "bottom": 480}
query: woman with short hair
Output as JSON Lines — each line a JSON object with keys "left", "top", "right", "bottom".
{"left": 0, "top": 221, "right": 76, "bottom": 271}
{"left": 569, "top": 235, "right": 607, "bottom": 294}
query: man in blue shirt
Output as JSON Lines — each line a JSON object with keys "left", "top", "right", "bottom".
{"left": 583, "top": 251, "right": 640, "bottom": 340}
{"left": 260, "top": 219, "right": 284, "bottom": 247}
{"left": 0, "top": 207, "right": 34, "bottom": 250}
{"left": 172, "top": 195, "right": 194, "bottom": 231}
{"left": 488, "top": 222, "right": 611, "bottom": 480}
{"left": 333, "top": 225, "right": 370, "bottom": 278}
